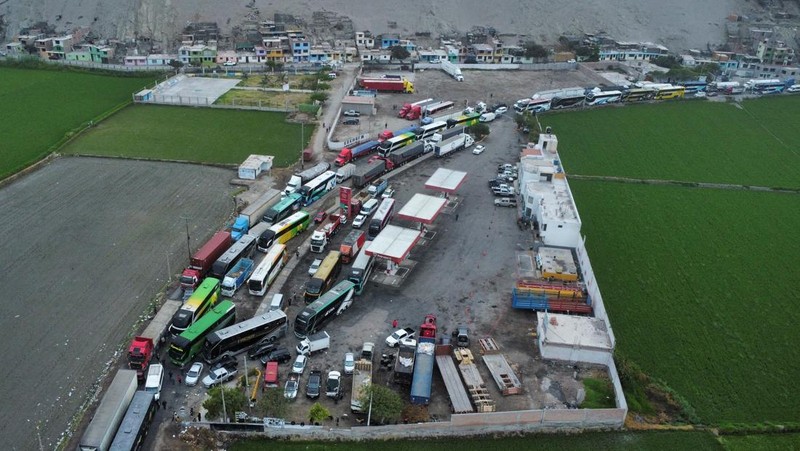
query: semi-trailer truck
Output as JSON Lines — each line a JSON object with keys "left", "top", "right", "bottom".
{"left": 309, "top": 213, "right": 344, "bottom": 253}
{"left": 180, "top": 231, "right": 232, "bottom": 290}
{"left": 230, "top": 189, "right": 282, "bottom": 241}
{"left": 127, "top": 300, "right": 182, "bottom": 380}
{"left": 220, "top": 258, "right": 254, "bottom": 296}
{"left": 358, "top": 78, "right": 414, "bottom": 93}
{"left": 284, "top": 162, "right": 331, "bottom": 195}
{"left": 339, "top": 230, "right": 366, "bottom": 264}
{"left": 335, "top": 163, "right": 357, "bottom": 183}
{"left": 441, "top": 60, "right": 464, "bottom": 81}
{"left": 410, "top": 315, "right": 437, "bottom": 405}
{"left": 352, "top": 160, "right": 386, "bottom": 188}
{"left": 434, "top": 134, "right": 474, "bottom": 158}
{"left": 334, "top": 140, "right": 380, "bottom": 166}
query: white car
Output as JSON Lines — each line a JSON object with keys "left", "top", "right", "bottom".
{"left": 291, "top": 354, "right": 307, "bottom": 375}
{"left": 399, "top": 336, "right": 417, "bottom": 348}
{"left": 202, "top": 366, "right": 238, "bottom": 388}
{"left": 284, "top": 374, "right": 299, "bottom": 400}
{"left": 352, "top": 214, "right": 367, "bottom": 229}
{"left": 381, "top": 187, "right": 395, "bottom": 199}
{"left": 494, "top": 106, "right": 508, "bottom": 115}
{"left": 308, "top": 258, "right": 322, "bottom": 276}
{"left": 223, "top": 61, "right": 237, "bottom": 66}
{"left": 385, "top": 327, "right": 416, "bottom": 347}
{"left": 472, "top": 145, "right": 486, "bottom": 155}
{"left": 343, "top": 352, "right": 355, "bottom": 375}
{"left": 342, "top": 110, "right": 361, "bottom": 117}
{"left": 185, "top": 362, "right": 204, "bottom": 387}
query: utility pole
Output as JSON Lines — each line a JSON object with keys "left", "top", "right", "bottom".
{"left": 180, "top": 215, "right": 191, "bottom": 260}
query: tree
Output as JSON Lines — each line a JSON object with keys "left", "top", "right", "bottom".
{"left": 168, "top": 60, "right": 184, "bottom": 71}
{"left": 308, "top": 402, "right": 330, "bottom": 424}
{"left": 257, "top": 388, "right": 289, "bottom": 418}
{"left": 523, "top": 41, "right": 549, "bottom": 59}
{"left": 359, "top": 385, "right": 403, "bottom": 424}
{"left": 390, "top": 45, "right": 411, "bottom": 62}
{"left": 467, "top": 123, "right": 490, "bottom": 141}
{"left": 652, "top": 55, "right": 680, "bottom": 69}
{"left": 260, "top": 74, "right": 271, "bottom": 90}
{"left": 310, "top": 92, "right": 329, "bottom": 104}
{"left": 203, "top": 387, "right": 247, "bottom": 422}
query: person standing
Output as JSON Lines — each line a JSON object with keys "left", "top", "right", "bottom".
{"left": 392, "top": 319, "right": 398, "bottom": 328}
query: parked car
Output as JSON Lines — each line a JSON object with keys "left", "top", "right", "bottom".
{"left": 472, "top": 144, "right": 486, "bottom": 155}
{"left": 210, "top": 354, "right": 238, "bottom": 371}
{"left": 248, "top": 342, "right": 277, "bottom": 360}
{"left": 327, "top": 72, "right": 337, "bottom": 79}
{"left": 308, "top": 258, "right": 322, "bottom": 276}
{"left": 381, "top": 187, "right": 395, "bottom": 199}
{"left": 498, "top": 164, "right": 516, "bottom": 172}
{"left": 488, "top": 178, "right": 506, "bottom": 188}
{"left": 343, "top": 110, "right": 361, "bottom": 117}
{"left": 284, "top": 374, "right": 299, "bottom": 400}
{"left": 343, "top": 352, "right": 355, "bottom": 375}
{"left": 342, "top": 118, "right": 360, "bottom": 125}
{"left": 352, "top": 214, "right": 367, "bottom": 229}
{"left": 306, "top": 370, "right": 322, "bottom": 398}
{"left": 185, "top": 362, "right": 204, "bottom": 387}
{"left": 266, "top": 347, "right": 292, "bottom": 364}
{"left": 202, "top": 366, "right": 238, "bottom": 388}
{"left": 291, "top": 354, "right": 308, "bottom": 374}
{"left": 385, "top": 327, "right": 416, "bottom": 347}
{"left": 494, "top": 197, "right": 518, "bottom": 208}
{"left": 314, "top": 211, "right": 328, "bottom": 223}
{"left": 494, "top": 106, "right": 508, "bottom": 114}
{"left": 326, "top": 371, "right": 342, "bottom": 398}
{"left": 399, "top": 336, "right": 417, "bottom": 348}
{"left": 223, "top": 61, "right": 237, "bottom": 66}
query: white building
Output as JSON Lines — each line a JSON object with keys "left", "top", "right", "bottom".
{"left": 518, "top": 134, "right": 582, "bottom": 248}
{"left": 536, "top": 312, "right": 613, "bottom": 364}
{"left": 238, "top": 155, "right": 273, "bottom": 180}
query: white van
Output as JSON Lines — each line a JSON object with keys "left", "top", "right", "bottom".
{"left": 144, "top": 363, "right": 164, "bottom": 401}
{"left": 787, "top": 84, "right": 800, "bottom": 93}
{"left": 360, "top": 198, "right": 379, "bottom": 216}
{"left": 269, "top": 293, "right": 285, "bottom": 311}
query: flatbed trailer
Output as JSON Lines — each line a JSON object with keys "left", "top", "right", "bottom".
{"left": 454, "top": 348, "right": 495, "bottom": 412}
{"left": 479, "top": 337, "right": 522, "bottom": 396}
{"left": 434, "top": 344, "right": 473, "bottom": 414}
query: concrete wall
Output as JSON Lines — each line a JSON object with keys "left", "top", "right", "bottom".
{"left": 414, "top": 62, "right": 577, "bottom": 71}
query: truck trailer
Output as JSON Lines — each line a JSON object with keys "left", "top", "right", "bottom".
{"left": 285, "top": 162, "right": 331, "bottom": 195}
{"left": 334, "top": 140, "right": 380, "bottom": 166}
{"left": 352, "top": 160, "right": 386, "bottom": 188}
{"left": 434, "top": 133, "right": 474, "bottom": 158}
{"left": 410, "top": 315, "right": 437, "bottom": 405}
{"left": 358, "top": 78, "right": 414, "bottom": 93}
{"left": 220, "top": 258, "right": 255, "bottom": 296}
{"left": 339, "top": 230, "right": 366, "bottom": 264}
{"left": 336, "top": 163, "right": 357, "bottom": 183}
{"left": 127, "top": 300, "right": 182, "bottom": 381}
{"left": 180, "top": 231, "right": 232, "bottom": 290}
{"left": 441, "top": 60, "right": 464, "bottom": 81}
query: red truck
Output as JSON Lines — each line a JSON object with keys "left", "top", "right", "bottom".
{"left": 358, "top": 78, "right": 415, "bottom": 93}
{"left": 180, "top": 231, "right": 232, "bottom": 290}
{"left": 128, "top": 299, "right": 182, "bottom": 380}
{"left": 334, "top": 140, "right": 380, "bottom": 166}
{"left": 340, "top": 230, "right": 366, "bottom": 264}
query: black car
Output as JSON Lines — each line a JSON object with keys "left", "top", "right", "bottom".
{"left": 488, "top": 178, "right": 506, "bottom": 188}
{"left": 248, "top": 342, "right": 277, "bottom": 360}
{"left": 210, "top": 353, "right": 238, "bottom": 371}
{"left": 306, "top": 370, "right": 322, "bottom": 398}
{"left": 265, "top": 347, "right": 292, "bottom": 364}
{"left": 342, "top": 118, "right": 360, "bottom": 125}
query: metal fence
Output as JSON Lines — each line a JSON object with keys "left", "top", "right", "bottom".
{"left": 1, "top": 55, "right": 170, "bottom": 72}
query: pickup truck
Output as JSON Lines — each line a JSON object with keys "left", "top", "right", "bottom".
{"left": 202, "top": 366, "right": 239, "bottom": 388}
{"left": 385, "top": 327, "right": 416, "bottom": 347}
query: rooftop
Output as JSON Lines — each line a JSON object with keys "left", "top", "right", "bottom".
{"left": 537, "top": 312, "right": 612, "bottom": 352}
{"left": 424, "top": 167, "right": 468, "bottom": 193}
{"left": 396, "top": 193, "right": 448, "bottom": 224}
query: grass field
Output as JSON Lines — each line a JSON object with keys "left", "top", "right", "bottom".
{"left": 569, "top": 180, "right": 800, "bottom": 422}
{"left": 215, "top": 89, "right": 310, "bottom": 109}
{"left": 720, "top": 432, "right": 800, "bottom": 450}
{"left": 61, "top": 104, "right": 315, "bottom": 167}
{"left": 542, "top": 98, "right": 800, "bottom": 189}
{"left": 232, "top": 431, "right": 722, "bottom": 451}
{"left": 0, "top": 67, "right": 155, "bottom": 180}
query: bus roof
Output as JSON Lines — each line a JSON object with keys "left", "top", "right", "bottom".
{"left": 178, "top": 300, "right": 235, "bottom": 340}
{"left": 183, "top": 278, "right": 219, "bottom": 310}
{"left": 207, "top": 309, "right": 287, "bottom": 344}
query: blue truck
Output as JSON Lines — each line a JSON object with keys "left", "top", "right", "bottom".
{"left": 220, "top": 258, "right": 254, "bottom": 296}
{"left": 230, "top": 189, "right": 282, "bottom": 241}
{"left": 409, "top": 315, "right": 437, "bottom": 405}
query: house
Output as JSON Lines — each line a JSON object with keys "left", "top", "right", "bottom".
{"left": 469, "top": 43, "right": 494, "bottom": 63}
{"left": 756, "top": 39, "right": 795, "bottom": 66}
{"left": 178, "top": 44, "right": 217, "bottom": 65}
{"left": 66, "top": 44, "right": 114, "bottom": 63}
{"left": 124, "top": 55, "right": 148, "bottom": 66}
{"left": 599, "top": 41, "right": 669, "bottom": 62}
{"left": 292, "top": 39, "right": 310, "bottom": 63}
{"left": 380, "top": 34, "right": 400, "bottom": 49}
{"left": 147, "top": 54, "right": 176, "bottom": 66}
{"left": 737, "top": 61, "right": 800, "bottom": 79}
{"left": 216, "top": 50, "right": 238, "bottom": 65}
{"left": 49, "top": 35, "right": 74, "bottom": 60}
{"left": 35, "top": 38, "right": 54, "bottom": 59}
{"left": 4, "top": 41, "right": 25, "bottom": 55}
{"left": 355, "top": 31, "right": 375, "bottom": 49}
{"left": 417, "top": 49, "right": 446, "bottom": 63}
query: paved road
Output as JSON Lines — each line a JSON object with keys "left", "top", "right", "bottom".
{"left": 0, "top": 157, "right": 236, "bottom": 450}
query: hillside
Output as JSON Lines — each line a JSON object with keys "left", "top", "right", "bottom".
{"left": 1, "top": 0, "right": 775, "bottom": 52}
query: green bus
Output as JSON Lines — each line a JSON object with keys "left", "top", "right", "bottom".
{"left": 257, "top": 210, "right": 311, "bottom": 251}
{"left": 169, "top": 277, "right": 220, "bottom": 335}
{"left": 262, "top": 193, "right": 302, "bottom": 226}
{"left": 168, "top": 300, "right": 236, "bottom": 367}
{"left": 294, "top": 280, "right": 356, "bottom": 338}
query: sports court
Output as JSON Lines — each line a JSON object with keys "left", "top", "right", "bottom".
{"left": 141, "top": 74, "right": 239, "bottom": 106}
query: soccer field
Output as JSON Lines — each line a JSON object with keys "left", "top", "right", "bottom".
{"left": 61, "top": 104, "right": 315, "bottom": 167}
{"left": 0, "top": 67, "right": 154, "bottom": 179}
{"left": 542, "top": 98, "right": 800, "bottom": 424}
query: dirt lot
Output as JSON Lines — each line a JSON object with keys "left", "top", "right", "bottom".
{"left": 0, "top": 157, "right": 237, "bottom": 450}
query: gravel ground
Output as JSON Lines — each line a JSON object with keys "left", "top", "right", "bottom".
{"left": 0, "top": 157, "right": 236, "bottom": 450}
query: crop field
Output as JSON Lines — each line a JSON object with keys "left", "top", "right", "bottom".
{"left": 542, "top": 98, "right": 800, "bottom": 189}
{"left": 0, "top": 67, "right": 154, "bottom": 179}
{"left": 232, "top": 431, "right": 722, "bottom": 451}
{"left": 569, "top": 180, "right": 800, "bottom": 422}
{"left": 720, "top": 432, "right": 800, "bottom": 450}
{"left": 61, "top": 104, "right": 315, "bottom": 167}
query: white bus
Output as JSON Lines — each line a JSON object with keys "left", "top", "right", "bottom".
{"left": 299, "top": 171, "right": 337, "bottom": 206}
{"left": 415, "top": 121, "right": 447, "bottom": 140}
{"left": 585, "top": 90, "right": 623, "bottom": 106}
{"left": 368, "top": 198, "right": 395, "bottom": 239}
{"left": 348, "top": 241, "right": 375, "bottom": 295}
{"left": 247, "top": 244, "right": 289, "bottom": 296}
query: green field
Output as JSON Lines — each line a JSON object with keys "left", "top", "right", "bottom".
{"left": 0, "top": 67, "right": 155, "bottom": 180}
{"left": 232, "top": 431, "right": 722, "bottom": 451}
{"left": 61, "top": 104, "right": 314, "bottom": 167}
{"left": 569, "top": 181, "right": 800, "bottom": 422}
{"left": 720, "top": 432, "right": 800, "bottom": 450}
{"left": 542, "top": 98, "right": 800, "bottom": 189}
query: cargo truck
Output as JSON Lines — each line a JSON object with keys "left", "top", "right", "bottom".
{"left": 127, "top": 300, "right": 182, "bottom": 381}
{"left": 352, "top": 160, "right": 386, "bottom": 188}
{"left": 220, "top": 257, "right": 254, "bottom": 296}
{"left": 336, "top": 163, "right": 357, "bottom": 183}
{"left": 284, "top": 162, "right": 331, "bottom": 195}
{"left": 349, "top": 191, "right": 372, "bottom": 218}
{"left": 78, "top": 369, "right": 138, "bottom": 451}
{"left": 358, "top": 78, "right": 414, "bottom": 93}
{"left": 393, "top": 343, "right": 416, "bottom": 385}
{"left": 367, "top": 178, "right": 388, "bottom": 198}
{"left": 434, "top": 133, "right": 474, "bottom": 158}
{"left": 351, "top": 342, "right": 375, "bottom": 412}
{"left": 410, "top": 315, "right": 437, "bottom": 405}
{"left": 426, "top": 127, "right": 465, "bottom": 144}
{"left": 335, "top": 140, "right": 380, "bottom": 166}
{"left": 441, "top": 60, "right": 464, "bottom": 81}
{"left": 230, "top": 188, "right": 282, "bottom": 241}
{"left": 296, "top": 331, "right": 331, "bottom": 355}
{"left": 398, "top": 98, "right": 435, "bottom": 119}
{"left": 310, "top": 213, "right": 344, "bottom": 253}
{"left": 180, "top": 231, "right": 232, "bottom": 290}
{"left": 339, "top": 230, "right": 366, "bottom": 264}
{"left": 385, "top": 141, "right": 432, "bottom": 169}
